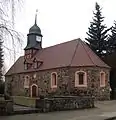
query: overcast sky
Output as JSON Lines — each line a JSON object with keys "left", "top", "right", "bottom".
{"left": 5, "top": 0, "right": 116, "bottom": 70}
{"left": 15, "top": 0, "right": 116, "bottom": 47}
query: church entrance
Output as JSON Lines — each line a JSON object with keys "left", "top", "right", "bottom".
{"left": 31, "top": 84, "right": 38, "bottom": 97}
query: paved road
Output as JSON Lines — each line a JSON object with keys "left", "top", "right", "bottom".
{"left": 1, "top": 100, "right": 116, "bottom": 120}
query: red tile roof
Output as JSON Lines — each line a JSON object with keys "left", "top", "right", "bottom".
{"left": 5, "top": 38, "right": 110, "bottom": 76}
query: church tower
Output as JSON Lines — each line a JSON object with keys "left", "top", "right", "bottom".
{"left": 24, "top": 11, "right": 43, "bottom": 59}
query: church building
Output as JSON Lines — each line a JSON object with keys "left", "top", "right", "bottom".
{"left": 5, "top": 15, "right": 110, "bottom": 100}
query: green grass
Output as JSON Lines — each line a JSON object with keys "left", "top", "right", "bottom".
{"left": 12, "top": 96, "right": 36, "bottom": 107}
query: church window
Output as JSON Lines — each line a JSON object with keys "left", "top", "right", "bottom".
{"left": 51, "top": 72, "right": 57, "bottom": 88}
{"left": 100, "top": 71, "right": 105, "bottom": 87}
{"left": 24, "top": 75, "right": 30, "bottom": 88}
{"left": 75, "top": 71, "right": 87, "bottom": 87}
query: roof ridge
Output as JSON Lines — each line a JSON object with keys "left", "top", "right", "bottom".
{"left": 69, "top": 40, "right": 80, "bottom": 66}
{"left": 80, "top": 40, "right": 96, "bottom": 66}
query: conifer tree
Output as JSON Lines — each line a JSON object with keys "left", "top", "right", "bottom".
{"left": 0, "top": 38, "right": 3, "bottom": 81}
{"left": 86, "top": 2, "right": 110, "bottom": 56}
{"left": 0, "top": 35, "right": 4, "bottom": 94}
{"left": 107, "top": 21, "right": 116, "bottom": 54}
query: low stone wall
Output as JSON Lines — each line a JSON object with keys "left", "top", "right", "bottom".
{"left": 36, "top": 96, "right": 94, "bottom": 112}
{"left": 0, "top": 100, "right": 13, "bottom": 115}
{"left": 0, "top": 94, "right": 14, "bottom": 115}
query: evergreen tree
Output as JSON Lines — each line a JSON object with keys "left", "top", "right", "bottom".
{"left": 86, "top": 2, "right": 110, "bottom": 56}
{"left": 107, "top": 21, "right": 116, "bottom": 54}
{"left": 0, "top": 38, "right": 3, "bottom": 79}
{"left": 0, "top": 81, "right": 4, "bottom": 94}
{"left": 0, "top": 35, "right": 4, "bottom": 94}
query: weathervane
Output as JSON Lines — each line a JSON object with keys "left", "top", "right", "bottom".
{"left": 35, "top": 9, "right": 38, "bottom": 25}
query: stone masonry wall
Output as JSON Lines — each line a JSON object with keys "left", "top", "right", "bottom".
{"left": 5, "top": 74, "right": 25, "bottom": 96}
{"left": 69, "top": 67, "right": 110, "bottom": 100}
{"left": 5, "top": 66, "right": 110, "bottom": 100}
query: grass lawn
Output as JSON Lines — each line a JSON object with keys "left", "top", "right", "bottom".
{"left": 12, "top": 96, "right": 36, "bottom": 107}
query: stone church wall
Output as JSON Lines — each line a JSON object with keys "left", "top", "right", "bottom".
{"left": 5, "top": 66, "right": 110, "bottom": 100}
{"left": 69, "top": 67, "right": 110, "bottom": 100}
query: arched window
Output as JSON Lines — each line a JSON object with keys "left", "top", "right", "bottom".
{"left": 51, "top": 72, "right": 57, "bottom": 88}
{"left": 24, "top": 75, "right": 30, "bottom": 88}
{"left": 100, "top": 72, "right": 105, "bottom": 87}
{"left": 75, "top": 71, "right": 87, "bottom": 87}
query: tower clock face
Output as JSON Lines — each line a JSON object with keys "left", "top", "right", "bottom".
{"left": 36, "top": 36, "right": 41, "bottom": 42}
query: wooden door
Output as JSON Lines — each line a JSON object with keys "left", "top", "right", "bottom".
{"left": 32, "top": 85, "right": 37, "bottom": 97}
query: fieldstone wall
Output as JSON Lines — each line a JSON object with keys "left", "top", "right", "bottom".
{"left": 69, "top": 67, "right": 110, "bottom": 100}
{"left": 5, "top": 74, "right": 25, "bottom": 96}
{"left": 36, "top": 96, "right": 94, "bottom": 112}
{"left": 5, "top": 68, "right": 70, "bottom": 97}
{"left": 5, "top": 66, "right": 110, "bottom": 100}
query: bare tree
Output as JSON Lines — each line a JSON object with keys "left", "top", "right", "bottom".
{"left": 0, "top": 0, "right": 24, "bottom": 81}
{"left": 3, "top": 0, "right": 24, "bottom": 61}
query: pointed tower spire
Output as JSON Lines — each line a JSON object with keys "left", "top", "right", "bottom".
{"left": 35, "top": 9, "right": 38, "bottom": 25}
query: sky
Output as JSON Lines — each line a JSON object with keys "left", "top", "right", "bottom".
{"left": 5, "top": 0, "right": 116, "bottom": 71}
